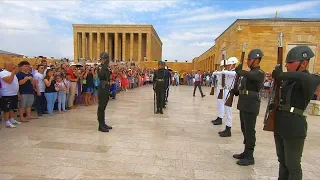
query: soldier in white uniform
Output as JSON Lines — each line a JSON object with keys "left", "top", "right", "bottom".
{"left": 211, "top": 60, "right": 226, "bottom": 124}
{"left": 218, "top": 57, "right": 238, "bottom": 137}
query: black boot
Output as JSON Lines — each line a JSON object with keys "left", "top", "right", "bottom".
{"left": 236, "top": 150, "right": 255, "bottom": 166}
{"left": 159, "top": 109, "right": 163, "bottom": 114}
{"left": 213, "top": 117, "right": 222, "bottom": 125}
{"left": 98, "top": 125, "right": 109, "bottom": 132}
{"left": 218, "top": 126, "right": 227, "bottom": 135}
{"left": 104, "top": 124, "right": 113, "bottom": 130}
{"left": 233, "top": 148, "right": 247, "bottom": 159}
{"left": 211, "top": 117, "right": 219, "bottom": 123}
{"left": 156, "top": 108, "right": 160, "bottom": 114}
{"left": 219, "top": 126, "right": 231, "bottom": 137}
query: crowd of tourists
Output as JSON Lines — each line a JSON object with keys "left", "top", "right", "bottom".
{"left": 0, "top": 59, "right": 154, "bottom": 128}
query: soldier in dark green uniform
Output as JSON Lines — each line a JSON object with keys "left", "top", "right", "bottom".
{"left": 153, "top": 61, "right": 166, "bottom": 114}
{"left": 271, "top": 46, "right": 320, "bottom": 180}
{"left": 233, "top": 49, "right": 265, "bottom": 166}
{"left": 97, "top": 52, "right": 113, "bottom": 132}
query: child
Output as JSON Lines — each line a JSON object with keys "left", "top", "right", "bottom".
{"left": 55, "top": 75, "right": 67, "bottom": 113}
{"left": 109, "top": 80, "right": 117, "bottom": 99}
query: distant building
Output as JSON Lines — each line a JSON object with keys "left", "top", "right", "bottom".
{"left": 193, "top": 18, "right": 320, "bottom": 73}
{"left": 72, "top": 24, "right": 162, "bottom": 62}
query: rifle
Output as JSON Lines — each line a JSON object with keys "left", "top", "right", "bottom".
{"left": 225, "top": 43, "right": 247, "bottom": 107}
{"left": 210, "top": 75, "right": 216, "bottom": 95}
{"left": 263, "top": 32, "right": 284, "bottom": 131}
{"left": 217, "top": 60, "right": 226, "bottom": 99}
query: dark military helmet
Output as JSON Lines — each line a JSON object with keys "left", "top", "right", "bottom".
{"left": 158, "top": 61, "right": 163, "bottom": 65}
{"left": 247, "top": 49, "right": 264, "bottom": 59}
{"left": 100, "top": 52, "right": 109, "bottom": 59}
{"left": 286, "top": 45, "right": 314, "bottom": 63}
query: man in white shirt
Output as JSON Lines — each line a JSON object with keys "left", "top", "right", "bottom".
{"left": 34, "top": 64, "right": 46, "bottom": 116}
{"left": 218, "top": 57, "right": 238, "bottom": 137}
{"left": 0, "top": 61, "right": 21, "bottom": 128}
{"left": 211, "top": 60, "right": 226, "bottom": 124}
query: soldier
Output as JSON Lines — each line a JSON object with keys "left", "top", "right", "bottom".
{"left": 271, "top": 46, "right": 320, "bottom": 180}
{"left": 164, "top": 66, "right": 172, "bottom": 104}
{"left": 97, "top": 52, "right": 113, "bottom": 132}
{"left": 233, "top": 49, "right": 265, "bottom": 166}
{"left": 217, "top": 57, "right": 238, "bottom": 137}
{"left": 211, "top": 60, "right": 226, "bottom": 124}
{"left": 153, "top": 61, "right": 166, "bottom": 114}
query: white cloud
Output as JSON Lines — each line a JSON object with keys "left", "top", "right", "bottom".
{"left": 0, "top": 0, "right": 319, "bottom": 62}
{"left": 177, "top": 1, "right": 320, "bottom": 22}
{"left": 168, "top": 32, "right": 215, "bottom": 41}
{"left": 189, "top": 42, "right": 213, "bottom": 47}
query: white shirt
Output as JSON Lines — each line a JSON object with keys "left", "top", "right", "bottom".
{"left": 221, "top": 69, "right": 237, "bottom": 89}
{"left": 0, "top": 69, "right": 19, "bottom": 96}
{"left": 34, "top": 72, "right": 45, "bottom": 92}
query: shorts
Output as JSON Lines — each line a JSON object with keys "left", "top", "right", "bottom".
{"left": 1, "top": 95, "right": 18, "bottom": 112}
{"left": 19, "top": 94, "right": 35, "bottom": 108}
{"left": 85, "top": 87, "right": 94, "bottom": 93}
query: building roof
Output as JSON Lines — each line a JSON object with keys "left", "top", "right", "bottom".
{"left": 215, "top": 18, "right": 320, "bottom": 41}
{"left": 0, "top": 50, "right": 22, "bottom": 56}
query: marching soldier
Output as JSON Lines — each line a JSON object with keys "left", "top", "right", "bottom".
{"left": 153, "top": 61, "right": 167, "bottom": 114}
{"left": 233, "top": 49, "right": 265, "bottom": 166}
{"left": 165, "top": 67, "right": 172, "bottom": 103}
{"left": 97, "top": 52, "right": 113, "bottom": 132}
{"left": 271, "top": 46, "right": 320, "bottom": 180}
{"left": 217, "top": 57, "right": 238, "bottom": 137}
{"left": 211, "top": 60, "right": 226, "bottom": 124}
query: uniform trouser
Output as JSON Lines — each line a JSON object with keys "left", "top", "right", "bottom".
{"left": 193, "top": 81, "right": 204, "bottom": 95}
{"left": 165, "top": 87, "right": 169, "bottom": 100}
{"left": 97, "top": 87, "right": 110, "bottom": 127}
{"left": 239, "top": 111, "right": 258, "bottom": 155}
{"left": 274, "top": 133, "right": 305, "bottom": 180}
{"left": 224, "top": 105, "right": 232, "bottom": 127}
{"left": 216, "top": 87, "right": 225, "bottom": 119}
{"left": 156, "top": 84, "right": 165, "bottom": 110}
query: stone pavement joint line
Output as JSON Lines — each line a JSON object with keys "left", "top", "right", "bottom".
{"left": 0, "top": 85, "right": 319, "bottom": 180}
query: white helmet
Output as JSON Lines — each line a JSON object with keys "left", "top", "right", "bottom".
{"left": 227, "top": 57, "right": 238, "bottom": 65}
{"left": 220, "top": 60, "right": 226, "bottom": 66}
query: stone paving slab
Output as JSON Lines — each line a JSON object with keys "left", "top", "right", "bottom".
{"left": 0, "top": 85, "right": 319, "bottom": 180}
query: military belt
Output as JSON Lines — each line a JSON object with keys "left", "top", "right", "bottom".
{"left": 239, "top": 90, "right": 258, "bottom": 95}
{"left": 156, "top": 79, "right": 164, "bottom": 82}
{"left": 278, "top": 105, "right": 305, "bottom": 116}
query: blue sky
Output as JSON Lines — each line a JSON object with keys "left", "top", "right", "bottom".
{"left": 0, "top": 0, "right": 319, "bottom": 61}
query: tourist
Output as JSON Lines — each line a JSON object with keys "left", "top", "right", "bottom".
{"left": 16, "top": 61, "right": 37, "bottom": 121}
{"left": 44, "top": 69, "right": 57, "bottom": 116}
{"left": 0, "top": 61, "right": 21, "bottom": 128}
{"left": 55, "top": 75, "right": 67, "bottom": 113}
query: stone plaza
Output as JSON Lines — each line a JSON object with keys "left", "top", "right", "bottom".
{"left": 0, "top": 85, "right": 319, "bottom": 180}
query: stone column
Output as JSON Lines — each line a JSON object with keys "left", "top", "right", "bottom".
{"left": 82, "top": 32, "right": 85, "bottom": 59}
{"left": 122, "top": 33, "right": 126, "bottom": 62}
{"left": 97, "top": 32, "right": 100, "bottom": 58}
{"left": 105, "top": 32, "right": 109, "bottom": 53}
{"left": 138, "top": 33, "right": 142, "bottom": 62}
{"left": 114, "top": 33, "right": 118, "bottom": 60}
{"left": 89, "top": 32, "right": 93, "bottom": 60}
{"left": 146, "top": 32, "right": 151, "bottom": 61}
{"left": 74, "top": 31, "right": 78, "bottom": 61}
{"left": 130, "top": 33, "right": 134, "bottom": 61}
